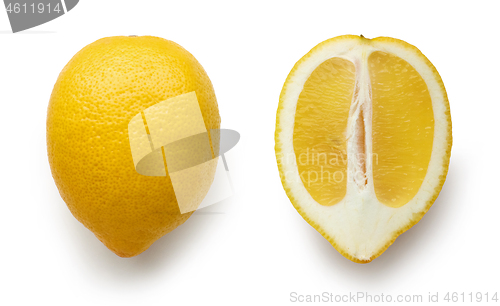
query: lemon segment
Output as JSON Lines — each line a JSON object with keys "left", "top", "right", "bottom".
{"left": 293, "top": 58, "right": 355, "bottom": 206}
{"left": 369, "top": 51, "right": 434, "bottom": 208}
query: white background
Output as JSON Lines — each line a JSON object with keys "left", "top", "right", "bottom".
{"left": 1, "top": 1, "right": 499, "bottom": 305}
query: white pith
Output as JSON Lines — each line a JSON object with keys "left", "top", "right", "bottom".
{"left": 277, "top": 38, "right": 450, "bottom": 261}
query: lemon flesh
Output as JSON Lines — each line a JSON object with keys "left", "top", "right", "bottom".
{"left": 293, "top": 58, "right": 354, "bottom": 206}
{"left": 370, "top": 51, "right": 434, "bottom": 207}
{"left": 294, "top": 51, "right": 435, "bottom": 209}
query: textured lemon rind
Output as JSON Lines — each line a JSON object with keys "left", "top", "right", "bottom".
{"left": 47, "top": 36, "right": 220, "bottom": 257}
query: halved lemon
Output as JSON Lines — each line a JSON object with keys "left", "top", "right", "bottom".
{"left": 275, "top": 35, "right": 452, "bottom": 263}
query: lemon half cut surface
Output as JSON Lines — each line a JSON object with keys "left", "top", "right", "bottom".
{"left": 275, "top": 35, "right": 452, "bottom": 263}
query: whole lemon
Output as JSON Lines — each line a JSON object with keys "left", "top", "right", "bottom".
{"left": 47, "top": 36, "right": 220, "bottom": 257}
